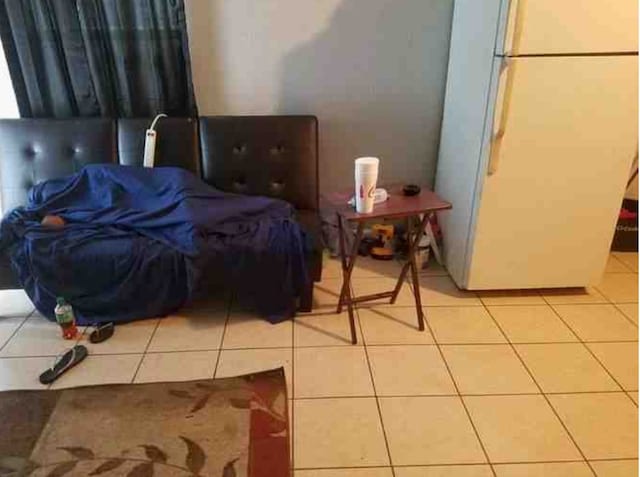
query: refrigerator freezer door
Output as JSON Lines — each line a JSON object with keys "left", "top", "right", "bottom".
{"left": 435, "top": 0, "right": 504, "bottom": 286}
{"left": 496, "top": 0, "right": 638, "bottom": 55}
{"left": 466, "top": 55, "right": 638, "bottom": 289}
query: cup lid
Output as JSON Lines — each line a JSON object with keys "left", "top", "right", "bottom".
{"left": 355, "top": 156, "right": 379, "bottom": 166}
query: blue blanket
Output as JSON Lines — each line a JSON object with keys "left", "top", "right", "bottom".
{"left": 0, "top": 165, "right": 310, "bottom": 324}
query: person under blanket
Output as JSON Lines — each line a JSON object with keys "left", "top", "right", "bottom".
{"left": 41, "top": 215, "right": 66, "bottom": 229}
{"left": 0, "top": 165, "right": 310, "bottom": 325}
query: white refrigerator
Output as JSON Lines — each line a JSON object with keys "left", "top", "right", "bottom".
{"left": 435, "top": 0, "right": 638, "bottom": 290}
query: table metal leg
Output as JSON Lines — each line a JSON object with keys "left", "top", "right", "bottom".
{"left": 404, "top": 214, "right": 432, "bottom": 331}
{"left": 390, "top": 261, "right": 411, "bottom": 304}
{"left": 337, "top": 216, "right": 364, "bottom": 344}
{"left": 336, "top": 212, "right": 431, "bottom": 342}
{"left": 390, "top": 216, "right": 420, "bottom": 304}
{"left": 337, "top": 216, "right": 348, "bottom": 313}
{"left": 410, "top": 214, "right": 432, "bottom": 331}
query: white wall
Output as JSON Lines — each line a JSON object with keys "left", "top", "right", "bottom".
{"left": 185, "top": 0, "right": 454, "bottom": 192}
{"left": 0, "top": 40, "right": 18, "bottom": 214}
{"left": 0, "top": 40, "right": 18, "bottom": 118}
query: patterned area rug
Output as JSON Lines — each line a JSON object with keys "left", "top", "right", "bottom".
{"left": 0, "top": 368, "right": 289, "bottom": 477}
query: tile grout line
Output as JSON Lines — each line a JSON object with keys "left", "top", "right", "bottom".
{"left": 292, "top": 456, "right": 638, "bottom": 472}
{"left": 611, "top": 301, "right": 639, "bottom": 328}
{"left": 294, "top": 457, "right": 639, "bottom": 470}
{"left": 291, "top": 389, "right": 640, "bottom": 400}
{"left": 212, "top": 293, "right": 234, "bottom": 380}
{"left": 480, "top": 298, "right": 599, "bottom": 477}
{"left": 609, "top": 252, "right": 639, "bottom": 272}
{"left": 593, "top": 270, "right": 629, "bottom": 297}
{"left": 608, "top": 254, "right": 634, "bottom": 273}
{"left": 342, "top": 300, "right": 636, "bottom": 308}
{"left": 586, "top": 457, "right": 640, "bottom": 462}
{"left": 2, "top": 337, "right": 639, "bottom": 359}
{"left": 609, "top": 255, "right": 638, "bottom": 274}
{"left": 0, "top": 309, "right": 33, "bottom": 353}
{"left": 306, "top": 299, "right": 638, "bottom": 310}
{"left": 406, "top": 280, "right": 498, "bottom": 477}
{"left": 5, "top": 310, "right": 77, "bottom": 391}
{"left": 513, "top": 285, "right": 638, "bottom": 398}
{"left": 623, "top": 389, "right": 639, "bottom": 407}
{"left": 129, "top": 318, "right": 162, "bottom": 383}
{"left": 353, "top": 285, "right": 397, "bottom": 477}
{"left": 1, "top": 336, "right": 639, "bottom": 360}
{"left": 598, "top": 262, "right": 640, "bottom": 320}
{"left": 568, "top": 272, "right": 639, "bottom": 329}
{"left": 367, "top": 339, "right": 638, "bottom": 346}
{"left": 543, "top": 298, "right": 638, "bottom": 408}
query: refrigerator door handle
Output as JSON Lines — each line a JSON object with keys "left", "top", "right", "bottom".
{"left": 488, "top": 57, "right": 516, "bottom": 176}
{"left": 503, "top": 0, "right": 525, "bottom": 56}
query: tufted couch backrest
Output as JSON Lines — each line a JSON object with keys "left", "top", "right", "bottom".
{"left": 117, "top": 117, "right": 200, "bottom": 174}
{"left": 0, "top": 116, "right": 318, "bottom": 213}
{"left": 199, "top": 116, "right": 318, "bottom": 211}
{"left": 0, "top": 119, "right": 116, "bottom": 212}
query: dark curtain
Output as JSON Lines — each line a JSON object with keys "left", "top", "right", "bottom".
{"left": 0, "top": 0, "right": 197, "bottom": 118}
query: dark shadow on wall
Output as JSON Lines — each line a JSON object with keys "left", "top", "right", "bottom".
{"left": 277, "top": 0, "right": 454, "bottom": 193}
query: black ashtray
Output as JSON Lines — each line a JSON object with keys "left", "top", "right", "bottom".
{"left": 402, "top": 184, "right": 421, "bottom": 196}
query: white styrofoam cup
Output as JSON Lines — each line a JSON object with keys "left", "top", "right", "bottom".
{"left": 354, "top": 157, "right": 380, "bottom": 213}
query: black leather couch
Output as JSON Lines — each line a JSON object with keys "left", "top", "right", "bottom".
{"left": 0, "top": 116, "right": 322, "bottom": 311}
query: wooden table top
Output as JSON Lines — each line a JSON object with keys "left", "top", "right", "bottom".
{"left": 322, "top": 184, "right": 452, "bottom": 221}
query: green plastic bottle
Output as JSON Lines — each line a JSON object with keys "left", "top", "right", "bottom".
{"left": 54, "top": 297, "right": 78, "bottom": 339}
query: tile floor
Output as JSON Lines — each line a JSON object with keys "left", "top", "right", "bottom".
{"left": 0, "top": 252, "right": 637, "bottom": 476}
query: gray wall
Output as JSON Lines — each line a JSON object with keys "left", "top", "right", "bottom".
{"left": 185, "top": 0, "right": 453, "bottom": 192}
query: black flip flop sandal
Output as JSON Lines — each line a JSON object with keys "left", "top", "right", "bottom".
{"left": 89, "top": 322, "right": 114, "bottom": 344}
{"left": 39, "top": 345, "right": 88, "bottom": 385}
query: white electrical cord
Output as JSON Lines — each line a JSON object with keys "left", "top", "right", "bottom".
{"left": 149, "top": 113, "right": 167, "bottom": 131}
{"left": 143, "top": 113, "right": 167, "bottom": 168}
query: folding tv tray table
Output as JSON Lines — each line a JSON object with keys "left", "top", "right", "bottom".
{"left": 323, "top": 186, "right": 452, "bottom": 344}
